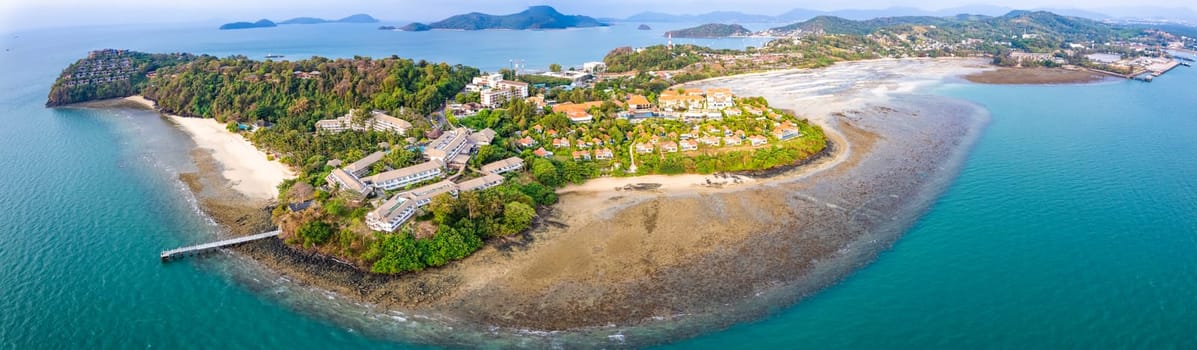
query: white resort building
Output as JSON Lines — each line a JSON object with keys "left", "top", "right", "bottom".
{"left": 423, "top": 127, "right": 473, "bottom": 166}
{"left": 366, "top": 161, "right": 445, "bottom": 191}
{"left": 325, "top": 168, "right": 371, "bottom": 195}
{"left": 469, "top": 73, "right": 530, "bottom": 108}
{"left": 457, "top": 173, "right": 505, "bottom": 192}
{"left": 366, "top": 196, "right": 418, "bottom": 232}
{"left": 343, "top": 151, "right": 385, "bottom": 177}
{"left": 480, "top": 157, "right": 525, "bottom": 175}
{"left": 315, "top": 110, "right": 412, "bottom": 135}
{"left": 366, "top": 172, "right": 508, "bottom": 232}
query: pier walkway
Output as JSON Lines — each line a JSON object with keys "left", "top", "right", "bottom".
{"left": 160, "top": 230, "right": 280, "bottom": 262}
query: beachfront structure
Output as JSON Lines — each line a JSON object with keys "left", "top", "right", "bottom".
{"left": 772, "top": 126, "right": 801, "bottom": 140}
{"left": 423, "top": 127, "right": 472, "bottom": 165}
{"left": 595, "top": 148, "right": 614, "bottom": 160}
{"left": 344, "top": 151, "right": 386, "bottom": 177}
{"left": 316, "top": 110, "right": 412, "bottom": 135}
{"left": 366, "top": 195, "right": 417, "bottom": 232}
{"left": 367, "top": 173, "right": 505, "bottom": 232}
{"left": 399, "top": 180, "right": 459, "bottom": 207}
{"left": 366, "top": 160, "right": 444, "bottom": 191}
{"left": 457, "top": 173, "right": 505, "bottom": 192}
{"left": 481, "top": 157, "right": 525, "bottom": 175}
{"left": 325, "top": 168, "right": 371, "bottom": 195}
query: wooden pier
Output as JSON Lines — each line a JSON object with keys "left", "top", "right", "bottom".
{"left": 160, "top": 230, "right": 280, "bottom": 262}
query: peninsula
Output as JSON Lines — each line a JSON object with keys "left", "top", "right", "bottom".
{"left": 400, "top": 6, "right": 607, "bottom": 31}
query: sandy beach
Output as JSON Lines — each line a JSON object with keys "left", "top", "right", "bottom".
{"left": 123, "top": 96, "right": 293, "bottom": 201}
{"left": 214, "top": 58, "right": 996, "bottom": 347}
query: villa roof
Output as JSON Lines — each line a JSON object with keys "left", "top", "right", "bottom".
{"left": 481, "top": 157, "right": 524, "bottom": 173}
{"left": 627, "top": 94, "right": 650, "bottom": 106}
{"left": 328, "top": 168, "right": 369, "bottom": 193}
{"left": 370, "top": 111, "right": 412, "bottom": 129}
{"left": 457, "top": 173, "right": 505, "bottom": 192}
{"left": 344, "top": 151, "right": 386, "bottom": 174}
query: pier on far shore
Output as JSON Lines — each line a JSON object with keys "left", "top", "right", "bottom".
{"left": 160, "top": 230, "right": 280, "bottom": 262}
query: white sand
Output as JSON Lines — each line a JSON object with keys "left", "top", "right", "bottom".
{"left": 124, "top": 96, "right": 294, "bottom": 200}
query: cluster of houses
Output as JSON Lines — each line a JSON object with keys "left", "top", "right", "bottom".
{"left": 513, "top": 116, "right": 804, "bottom": 160}
{"left": 315, "top": 109, "right": 412, "bottom": 134}
{"left": 466, "top": 73, "right": 530, "bottom": 108}
{"left": 546, "top": 87, "right": 741, "bottom": 125}
{"left": 321, "top": 125, "right": 522, "bottom": 232}
{"left": 60, "top": 49, "right": 135, "bottom": 88}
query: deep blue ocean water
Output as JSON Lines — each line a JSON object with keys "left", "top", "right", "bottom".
{"left": 2, "top": 23, "right": 1195, "bottom": 348}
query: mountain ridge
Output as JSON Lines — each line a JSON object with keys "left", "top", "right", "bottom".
{"left": 401, "top": 6, "right": 607, "bottom": 31}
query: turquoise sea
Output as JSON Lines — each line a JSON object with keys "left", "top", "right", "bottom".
{"left": 2, "top": 23, "right": 1196, "bottom": 348}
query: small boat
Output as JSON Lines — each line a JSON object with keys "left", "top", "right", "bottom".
{"left": 265, "top": 54, "right": 284, "bottom": 59}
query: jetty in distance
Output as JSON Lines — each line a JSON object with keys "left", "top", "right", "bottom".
{"left": 160, "top": 230, "right": 280, "bottom": 262}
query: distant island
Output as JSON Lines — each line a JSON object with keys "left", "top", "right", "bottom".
{"left": 219, "top": 14, "right": 378, "bottom": 30}
{"left": 665, "top": 23, "right": 753, "bottom": 38}
{"left": 279, "top": 14, "right": 379, "bottom": 24}
{"left": 638, "top": 24, "right": 652, "bottom": 30}
{"left": 219, "top": 19, "right": 276, "bottom": 30}
{"left": 400, "top": 6, "right": 607, "bottom": 31}
{"left": 378, "top": 25, "right": 397, "bottom": 30}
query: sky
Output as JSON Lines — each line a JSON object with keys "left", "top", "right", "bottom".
{"left": 2, "top": 0, "right": 1196, "bottom": 30}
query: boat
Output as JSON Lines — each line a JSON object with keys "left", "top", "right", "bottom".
{"left": 265, "top": 54, "right": 284, "bottom": 59}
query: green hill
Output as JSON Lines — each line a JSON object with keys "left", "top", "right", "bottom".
{"left": 402, "top": 6, "right": 607, "bottom": 31}
{"left": 665, "top": 23, "right": 753, "bottom": 38}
